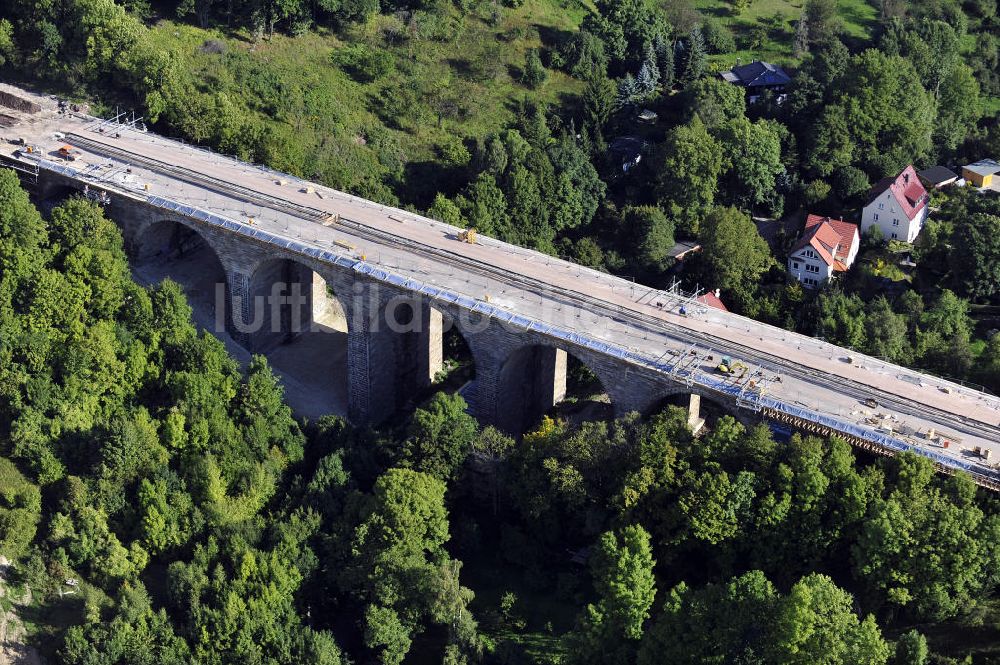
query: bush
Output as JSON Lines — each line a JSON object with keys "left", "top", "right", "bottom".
{"left": 0, "top": 457, "right": 41, "bottom": 559}
{"left": 331, "top": 44, "right": 396, "bottom": 82}
{"left": 832, "top": 165, "right": 870, "bottom": 201}
{"left": 702, "top": 21, "right": 737, "bottom": 54}
{"left": 522, "top": 49, "right": 547, "bottom": 89}
{"left": 803, "top": 179, "right": 832, "bottom": 207}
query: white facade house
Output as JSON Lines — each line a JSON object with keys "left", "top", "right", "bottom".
{"left": 860, "top": 165, "right": 929, "bottom": 243}
{"left": 788, "top": 215, "right": 861, "bottom": 288}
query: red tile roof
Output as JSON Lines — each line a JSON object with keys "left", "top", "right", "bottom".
{"left": 866, "top": 165, "right": 929, "bottom": 221}
{"left": 791, "top": 214, "right": 859, "bottom": 271}
{"left": 697, "top": 290, "right": 728, "bottom": 312}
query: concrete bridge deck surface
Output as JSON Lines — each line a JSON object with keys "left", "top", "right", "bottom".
{"left": 3, "top": 83, "right": 999, "bottom": 476}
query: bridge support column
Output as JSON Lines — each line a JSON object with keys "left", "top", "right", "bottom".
{"left": 688, "top": 393, "right": 705, "bottom": 435}
{"left": 479, "top": 345, "right": 567, "bottom": 435}
{"left": 347, "top": 288, "right": 443, "bottom": 425}
{"left": 226, "top": 269, "right": 252, "bottom": 350}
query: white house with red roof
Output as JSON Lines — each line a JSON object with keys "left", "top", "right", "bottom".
{"left": 860, "top": 165, "right": 929, "bottom": 243}
{"left": 787, "top": 214, "right": 860, "bottom": 288}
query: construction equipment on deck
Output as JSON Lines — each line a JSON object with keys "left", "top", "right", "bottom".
{"left": 716, "top": 357, "right": 747, "bottom": 375}
{"left": 58, "top": 144, "right": 80, "bottom": 161}
{"left": 457, "top": 228, "right": 477, "bottom": 244}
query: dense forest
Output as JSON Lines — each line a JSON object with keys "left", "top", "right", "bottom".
{"left": 2, "top": 0, "right": 1000, "bottom": 661}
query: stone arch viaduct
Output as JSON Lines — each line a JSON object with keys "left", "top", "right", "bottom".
{"left": 4, "top": 91, "right": 1000, "bottom": 488}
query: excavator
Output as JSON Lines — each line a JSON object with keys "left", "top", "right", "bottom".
{"left": 716, "top": 356, "right": 748, "bottom": 375}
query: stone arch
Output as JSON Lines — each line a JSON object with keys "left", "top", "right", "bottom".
{"left": 366, "top": 294, "right": 485, "bottom": 415}
{"left": 234, "top": 254, "right": 355, "bottom": 420}
{"left": 494, "top": 342, "right": 616, "bottom": 435}
{"left": 647, "top": 385, "right": 759, "bottom": 432}
{"left": 132, "top": 218, "right": 229, "bottom": 331}
{"left": 36, "top": 182, "right": 84, "bottom": 215}
{"left": 244, "top": 256, "right": 351, "bottom": 352}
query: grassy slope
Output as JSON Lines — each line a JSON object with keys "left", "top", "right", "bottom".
{"left": 146, "top": 0, "right": 590, "bottom": 204}
{"left": 697, "top": 0, "right": 878, "bottom": 67}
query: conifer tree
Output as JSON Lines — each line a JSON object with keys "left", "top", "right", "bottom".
{"left": 682, "top": 27, "right": 706, "bottom": 84}
{"left": 655, "top": 34, "right": 675, "bottom": 88}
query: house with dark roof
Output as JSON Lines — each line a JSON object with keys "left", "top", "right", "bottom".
{"left": 608, "top": 136, "right": 644, "bottom": 173}
{"left": 719, "top": 61, "right": 791, "bottom": 103}
{"left": 787, "top": 214, "right": 860, "bottom": 288}
{"left": 860, "top": 165, "right": 929, "bottom": 243}
{"left": 917, "top": 165, "right": 959, "bottom": 189}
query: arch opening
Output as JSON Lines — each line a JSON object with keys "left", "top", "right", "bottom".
{"left": 650, "top": 391, "right": 753, "bottom": 435}
{"left": 247, "top": 258, "right": 349, "bottom": 420}
{"left": 37, "top": 184, "right": 84, "bottom": 216}
{"left": 381, "top": 301, "right": 479, "bottom": 414}
{"left": 497, "top": 345, "right": 613, "bottom": 435}
{"left": 134, "top": 220, "right": 227, "bottom": 330}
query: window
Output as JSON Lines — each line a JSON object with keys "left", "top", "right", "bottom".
{"left": 891, "top": 232, "right": 897, "bottom": 239}
{"left": 874, "top": 213, "right": 879, "bottom": 221}
{"left": 804, "top": 277, "right": 817, "bottom": 286}
{"left": 805, "top": 249, "right": 815, "bottom": 259}
{"left": 879, "top": 203, "right": 884, "bottom": 210}
{"left": 792, "top": 261, "right": 800, "bottom": 269}
{"left": 893, "top": 219, "right": 899, "bottom": 226}
{"left": 805, "top": 264, "right": 820, "bottom": 273}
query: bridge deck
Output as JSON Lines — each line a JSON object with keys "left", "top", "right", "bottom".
{"left": 3, "top": 82, "right": 999, "bottom": 484}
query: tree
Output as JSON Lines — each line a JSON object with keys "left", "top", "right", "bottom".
{"left": 60, "top": 584, "right": 191, "bottom": 664}
{"left": 403, "top": 393, "right": 479, "bottom": 481}
{"left": 522, "top": 49, "right": 547, "bottom": 88}
{"left": 806, "top": 50, "right": 934, "bottom": 176}
{"left": 769, "top": 574, "right": 890, "bottom": 664}
{"left": 793, "top": 14, "right": 809, "bottom": 56}
{"left": 621, "top": 206, "right": 675, "bottom": 275}
{"left": 934, "top": 63, "right": 981, "bottom": 153}
{"left": 637, "top": 42, "right": 660, "bottom": 96}
{"left": 832, "top": 165, "right": 870, "bottom": 202}
{"left": 654, "top": 117, "right": 724, "bottom": 235}
{"left": 655, "top": 34, "right": 675, "bottom": 88}
{"left": 803, "top": 0, "right": 840, "bottom": 46}
{"left": 699, "top": 206, "right": 775, "bottom": 307}
{"left": 716, "top": 118, "right": 784, "bottom": 208}
{"left": 681, "top": 26, "right": 706, "bottom": 84}
{"left": 569, "top": 525, "right": 657, "bottom": 663}
{"left": 427, "top": 194, "right": 466, "bottom": 227}
{"left": 949, "top": 213, "right": 1000, "bottom": 302}
{"left": 683, "top": 76, "right": 747, "bottom": 127}
{"left": 616, "top": 73, "right": 641, "bottom": 109}
{"left": 639, "top": 570, "right": 890, "bottom": 664}
{"left": 894, "top": 630, "right": 928, "bottom": 665}
{"left": 583, "top": 74, "right": 617, "bottom": 145}
{"left": 864, "top": 296, "right": 911, "bottom": 364}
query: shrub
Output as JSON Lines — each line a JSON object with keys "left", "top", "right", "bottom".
{"left": 331, "top": 44, "right": 396, "bottom": 82}
{"left": 522, "top": 49, "right": 547, "bottom": 89}
{"left": 703, "top": 21, "right": 737, "bottom": 54}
